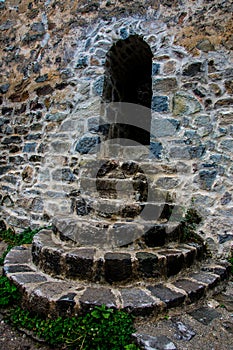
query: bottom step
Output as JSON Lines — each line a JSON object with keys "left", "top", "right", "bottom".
{"left": 3, "top": 245, "right": 230, "bottom": 317}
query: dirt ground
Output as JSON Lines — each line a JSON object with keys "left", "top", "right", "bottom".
{"left": 0, "top": 314, "right": 52, "bottom": 350}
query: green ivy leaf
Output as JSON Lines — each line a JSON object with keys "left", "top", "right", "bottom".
{"left": 91, "top": 310, "right": 101, "bottom": 318}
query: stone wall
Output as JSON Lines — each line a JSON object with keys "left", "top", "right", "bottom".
{"left": 0, "top": 0, "right": 232, "bottom": 257}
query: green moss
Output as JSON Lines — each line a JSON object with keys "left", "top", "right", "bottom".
{"left": 0, "top": 226, "right": 44, "bottom": 307}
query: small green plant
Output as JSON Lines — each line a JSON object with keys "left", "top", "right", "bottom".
{"left": 0, "top": 226, "right": 48, "bottom": 266}
{"left": 0, "top": 275, "right": 21, "bottom": 307}
{"left": 0, "top": 226, "right": 43, "bottom": 307}
{"left": 229, "top": 253, "right": 233, "bottom": 275}
{"left": 9, "top": 305, "right": 138, "bottom": 349}
{"left": 124, "top": 345, "right": 139, "bottom": 350}
{"left": 180, "top": 208, "right": 203, "bottom": 243}
{"left": 0, "top": 227, "right": 41, "bottom": 247}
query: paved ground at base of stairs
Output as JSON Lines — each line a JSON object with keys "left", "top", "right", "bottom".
{"left": 0, "top": 279, "right": 232, "bottom": 350}
{"left": 134, "top": 279, "right": 233, "bottom": 350}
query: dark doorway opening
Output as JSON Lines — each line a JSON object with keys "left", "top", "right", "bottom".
{"left": 102, "top": 35, "right": 153, "bottom": 145}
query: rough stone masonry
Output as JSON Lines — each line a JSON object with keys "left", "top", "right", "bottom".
{"left": 0, "top": 0, "right": 233, "bottom": 258}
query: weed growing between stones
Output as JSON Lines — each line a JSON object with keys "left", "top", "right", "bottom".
{"left": 0, "top": 276, "right": 21, "bottom": 307}
{"left": 0, "top": 226, "right": 43, "bottom": 245}
{"left": 0, "top": 227, "right": 139, "bottom": 349}
{"left": 229, "top": 252, "right": 233, "bottom": 275}
{"left": 0, "top": 227, "right": 43, "bottom": 265}
{"left": 0, "top": 226, "right": 44, "bottom": 305}
{"left": 9, "top": 305, "right": 138, "bottom": 350}
{"left": 180, "top": 208, "right": 203, "bottom": 243}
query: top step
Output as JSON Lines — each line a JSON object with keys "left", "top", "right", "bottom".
{"left": 53, "top": 215, "right": 185, "bottom": 249}
{"left": 78, "top": 159, "right": 190, "bottom": 178}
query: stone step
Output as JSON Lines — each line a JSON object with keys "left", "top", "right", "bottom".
{"left": 79, "top": 159, "right": 143, "bottom": 178}
{"left": 30, "top": 229, "right": 205, "bottom": 283}
{"left": 52, "top": 216, "right": 185, "bottom": 248}
{"left": 77, "top": 159, "right": 182, "bottom": 204}
{"left": 78, "top": 176, "right": 178, "bottom": 202}
{"left": 3, "top": 245, "right": 230, "bottom": 317}
{"left": 71, "top": 196, "right": 182, "bottom": 221}
{"left": 78, "top": 159, "right": 189, "bottom": 178}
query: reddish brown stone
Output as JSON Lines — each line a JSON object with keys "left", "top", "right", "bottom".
{"left": 22, "top": 165, "right": 33, "bottom": 182}
{"left": 9, "top": 91, "right": 29, "bottom": 102}
{"left": 35, "top": 85, "right": 54, "bottom": 96}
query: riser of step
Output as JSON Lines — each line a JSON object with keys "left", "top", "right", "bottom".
{"left": 3, "top": 245, "right": 230, "bottom": 318}
{"left": 71, "top": 197, "right": 182, "bottom": 221}
{"left": 30, "top": 229, "right": 205, "bottom": 283}
{"left": 78, "top": 177, "right": 179, "bottom": 202}
{"left": 52, "top": 217, "right": 185, "bottom": 248}
{"left": 78, "top": 159, "right": 189, "bottom": 178}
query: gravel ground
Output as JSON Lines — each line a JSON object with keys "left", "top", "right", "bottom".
{"left": 134, "top": 280, "right": 233, "bottom": 350}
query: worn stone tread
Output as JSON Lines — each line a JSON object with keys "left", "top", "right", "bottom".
{"left": 173, "top": 278, "right": 206, "bottom": 303}
{"left": 147, "top": 283, "right": 186, "bottom": 308}
{"left": 72, "top": 193, "right": 181, "bottom": 220}
{"left": 189, "top": 271, "right": 220, "bottom": 289}
{"left": 53, "top": 215, "right": 183, "bottom": 247}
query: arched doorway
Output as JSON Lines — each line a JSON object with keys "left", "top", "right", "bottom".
{"left": 102, "top": 35, "right": 153, "bottom": 145}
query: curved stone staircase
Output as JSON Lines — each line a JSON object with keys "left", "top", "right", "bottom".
{"left": 3, "top": 159, "right": 230, "bottom": 317}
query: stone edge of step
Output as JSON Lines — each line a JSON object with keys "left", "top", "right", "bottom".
{"left": 30, "top": 229, "right": 205, "bottom": 283}
{"left": 51, "top": 217, "right": 188, "bottom": 249}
